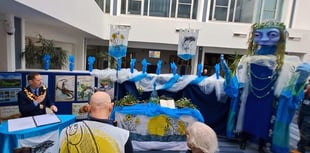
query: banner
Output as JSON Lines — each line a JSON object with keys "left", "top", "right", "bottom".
{"left": 109, "top": 25, "right": 130, "bottom": 59}
{"left": 177, "top": 29, "right": 199, "bottom": 60}
{"left": 18, "top": 130, "right": 59, "bottom": 153}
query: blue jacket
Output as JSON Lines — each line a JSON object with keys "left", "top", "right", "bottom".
{"left": 17, "top": 86, "right": 54, "bottom": 117}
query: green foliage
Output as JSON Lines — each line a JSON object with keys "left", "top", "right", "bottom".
{"left": 22, "top": 34, "right": 67, "bottom": 69}
{"left": 227, "top": 52, "right": 242, "bottom": 74}
{"left": 175, "top": 97, "right": 196, "bottom": 109}
{"left": 115, "top": 94, "right": 137, "bottom": 106}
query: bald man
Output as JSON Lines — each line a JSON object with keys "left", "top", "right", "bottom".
{"left": 59, "top": 92, "right": 133, "bottom": 153}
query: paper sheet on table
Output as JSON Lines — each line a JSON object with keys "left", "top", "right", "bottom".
{"left": 160, "top": 99, "right": 176, "bottom": 109}
{"left": 8, "top": 116, "right": 36, "bottom": 132}
{"left": 33, "top": 113, "right": 61, "bottom": 127}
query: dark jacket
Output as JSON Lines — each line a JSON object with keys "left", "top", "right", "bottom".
{"left": 17, "top": 86, "right": 54, "bottom": 117}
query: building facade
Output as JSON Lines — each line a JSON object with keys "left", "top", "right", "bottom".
{"left": 0, "top": 0, "right": 309, "bottom": 74}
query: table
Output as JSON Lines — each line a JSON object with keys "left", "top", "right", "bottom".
{"left": 111, "top": 103, "right": 204, "bottom": 151}
{"left": 0, "top": 115, "right": 76, "bottom": 153}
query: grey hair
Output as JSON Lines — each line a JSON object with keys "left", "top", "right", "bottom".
{"left": 187, "top": 122, "right": 218, "bottom": 153}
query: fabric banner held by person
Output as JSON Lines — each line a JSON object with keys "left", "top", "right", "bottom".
{"left": 177, "top": 29, "right": 199, "bottom": 60}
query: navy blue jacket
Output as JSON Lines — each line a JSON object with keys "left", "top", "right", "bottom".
{"left": 17, "top": 86, "right": 54, "bottom": 117}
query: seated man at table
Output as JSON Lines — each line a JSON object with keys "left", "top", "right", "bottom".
{"left": 59, "top": 91, "right": 133, "bottom": 153}
{"left": 17, "top": 72, "right": 57, "bottom": 117}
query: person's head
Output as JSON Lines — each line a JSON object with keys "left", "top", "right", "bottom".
{"left": 27, "top": 72, "right": 42, "bottom": 89}
{"left": 88, "top": 91, "right": 114, "bottom": 118}
{"left": 186, "top": 122, "right": 218, "bottom": 153}
{"left": 203, "top": 69, "right": 208, "bottom": 74}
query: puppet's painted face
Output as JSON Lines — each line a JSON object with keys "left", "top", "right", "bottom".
{"left": 254, "top": 28, "right": 280, "bottom": 46}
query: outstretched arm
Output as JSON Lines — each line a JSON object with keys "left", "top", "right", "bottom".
{"left": 220, "top": 54, "right": 232, "bottom": 84}
{"left": 220, "top": 54, "right": 239, "bottom": 98}
{"left": 295, "top": 63, "right": 310, "bottom": 92}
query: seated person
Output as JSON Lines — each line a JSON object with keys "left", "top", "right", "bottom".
{"left": 186, "top": 122, "right": 218, "bottom": 153}
{"left": 59, "top": 91, "right": 133, "bottom": 153}
{"left": 17, "top": 72, "right": 57, "bottom": 117}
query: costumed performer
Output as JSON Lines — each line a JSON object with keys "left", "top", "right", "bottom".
{"left": 220, "top": 20, "right": 310, "bottom": 153}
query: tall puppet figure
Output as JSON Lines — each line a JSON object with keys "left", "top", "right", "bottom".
{"left": 221, "top": 21, "right": 310, "bottom": 153}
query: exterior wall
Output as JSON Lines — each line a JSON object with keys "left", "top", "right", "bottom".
{"left": 0, "top": 14, "right": 15, "bottom": 72}
{"left": 16, "top": 0, "right": 105, "bottom": 39}
{"left": 293, "top": 0, "right": 310, "bottom": 30}
{"left": 25, "top": 22, "right": 87, "bottom": 70}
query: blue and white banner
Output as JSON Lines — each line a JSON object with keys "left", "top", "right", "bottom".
{"left": 177, "top": 29, "right": 199, "bottom": 60}
{"left": 18, "top": 130, "right": 59, "bottom": 153}
{"left": 109, "top": 25, "right": 130, "bottom": 59}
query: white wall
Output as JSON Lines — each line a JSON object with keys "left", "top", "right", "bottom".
{"left": 25, "top": 22, "right": 86, "bottom": 70}
{"left": 0, "top": 14, "right": 15, "bottom": 72}
{"left": 293, "top": 0, "right": 310, "bottom": 30}
{"left": 16, "top": 0, "right": 105, "bottom": 39}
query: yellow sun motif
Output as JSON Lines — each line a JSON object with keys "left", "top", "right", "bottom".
{"left": 177, "top": 120, "right": 186, "bottom": 135}
{"left": 147, "top": 115, "right": 171, "bottom": 136}
{"left": 60, "top": 123, "right": 121, "bottom": 153}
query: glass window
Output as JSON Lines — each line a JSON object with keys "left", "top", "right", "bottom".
{"left": 95, "top": 0, "right": 110, "bottom": 13}
{"left": 255, "top": 0, "right": 283, "bottom": 22}
{"left": 179, "top": 0, "right": 191, "bottom": 3}
{"left": 121, "top": 0, "right": 126, "bottom": 14}
{"left": 143, "top": 0, "right": 149, "bottom": 15}
{"left": 121, "top": 0, "right": 198, "bottom": 20}
{"left": 210, "top": 0, "right": 282, "bottom": 23}
{"left": 105, "top": 0, "right": 110, "bottom": 13}
{"left": 178, "top": 4, "right": 191, "bottom": 18}
{"left": 171, "top": 0, "right": 177, "bottom": 17}
{"left": 149, "top": 0, "right": 170, "bottom": 17}
{"left": 128, "top": 0, "right": 142, "bottom": 15}
{"left": 216, "top": 0, "right": 229, "bottom": 6}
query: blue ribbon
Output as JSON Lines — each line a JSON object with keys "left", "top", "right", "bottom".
{"left": 88, "top": 56, "right": 95, "bottom": 72}
{"left": 42, "top": 54, "right": 50, "bottom": 70}
{"left": 69, "top": 55, "right": 75, "bottom": 71}
{"left": 215, "top": 63, "right": 220, "bottom": 79}
{"left": 197, "top": 64, "right": 202, "bottom": 77}
{"left": 141, "top": 58, "right": 150, "bottom": 74}
{"left": 117, "top": 58, "right": 122, "bottom": 71}
{"left": 156, "top": 60, "right": 162, "bottom": 75}
{"left": 170, "top": 62, "right": 177, "bottom": 75}
{"left": 130, "top": 58, "right": 136, "bottom": 73}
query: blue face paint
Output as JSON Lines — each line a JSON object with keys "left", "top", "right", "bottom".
{"left": 254, "top": 28, "right": 280, "bottom": 46}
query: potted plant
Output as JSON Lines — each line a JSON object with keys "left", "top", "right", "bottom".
{"left": 115, "top": 94, "right": 137, "bottom": 106}
{"left": 22, "top": 34, "right": 68, "bottom": 69}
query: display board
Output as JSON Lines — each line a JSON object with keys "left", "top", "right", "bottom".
{"left": 0, "top": 71, "right": 104, "bottom": 119}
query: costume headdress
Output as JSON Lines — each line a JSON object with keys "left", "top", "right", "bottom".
{"left": 247, "top": 20, "right": 287, "bottom": 70}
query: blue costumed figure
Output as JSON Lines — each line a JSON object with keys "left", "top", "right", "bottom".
{"left": 221, "top": 21, "right": 310, "bottom": 153}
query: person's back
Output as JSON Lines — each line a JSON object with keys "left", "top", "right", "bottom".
{"left": 59, "top": 120, "right": 130, "bottom": 153}
{"left": 59, "top": 91, "right": 133, "bottom": 153}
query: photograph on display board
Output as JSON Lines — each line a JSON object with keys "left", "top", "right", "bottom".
{"left": 72, "top": 102, "right": 89, "bottom": 120}
{"left": 97, "top": 79, "right": 114, "bottom": 99}
{"left": 0, "top": 105, "right": 21, "bottom": 120}
{"left": 55, "top": 75, "right": 75, "bottom": 102}
{"left": 77, "top": 75, "right": 95, "bottom": 101}
{"left": 0, "top": 73, "right": 22, "bottom": 103}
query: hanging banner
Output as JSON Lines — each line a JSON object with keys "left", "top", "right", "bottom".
{"left": 108, "top": 25, "right": 130, "bottom": 59}
{"left": 177, "top": 29, "right": 199, "bottom": 60}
